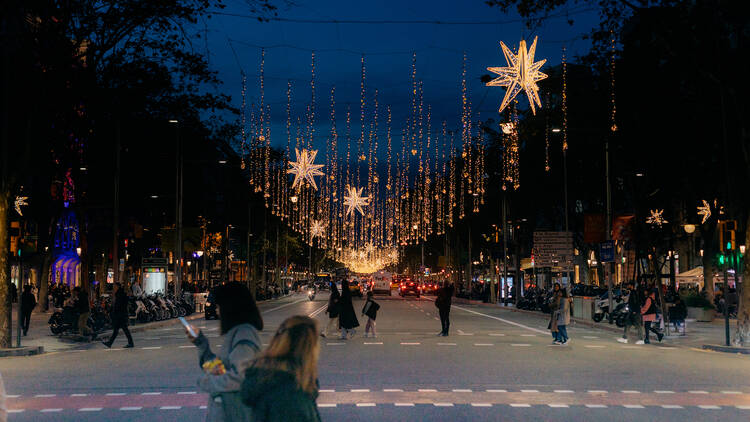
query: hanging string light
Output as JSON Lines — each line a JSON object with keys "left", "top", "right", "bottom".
{"left": 240, "top": 72, "right": 247, "bottom": 170}
{"left": 544, "top": 93, "right": 550, "bottom": 172}
{"left": 609, "top": 31, "right": 617, "bottom": 133}
{"left": 562, "top": 46, "right": 568, "bottom": 152}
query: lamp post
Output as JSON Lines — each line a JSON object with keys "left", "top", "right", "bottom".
{"left": 683, "top": 224, "right": 696, "bottom": 270}
{"left": 170, "top": 119, "right": 182, "bottom": 297}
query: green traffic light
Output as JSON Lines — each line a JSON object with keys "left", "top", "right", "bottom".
{"left": 727, "top": 241, "right": 732, "bottom": 251}
{"left": 719, "top": 254, "right": 725, "bottom": 265}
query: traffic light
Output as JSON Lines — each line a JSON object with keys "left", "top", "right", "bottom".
{"left": 718, "top": 220, "right": 737, "bottom": 252}
{"left": 718, "top": 253, "right": 725, "bottom": 266}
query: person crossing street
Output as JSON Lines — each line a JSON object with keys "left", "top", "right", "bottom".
{"left": 435, "top": 281, "right": 455, "bottom": 336}
{"left": 102, "top": 283, "right": 134, "bottom": 349}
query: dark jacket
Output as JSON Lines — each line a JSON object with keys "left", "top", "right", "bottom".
{"left": 76, "top": 290, "right": 89, "bottom": 314}
{"left": 242, "top": 367, "right": 321, "bottom": 422}
{"left": 21, "top": 291, "right": 36, "bottom": 314}
{"left": 627, "top": 289, "right": 641, "bottom": 314}
{"left": 362, "top": 298, "right": 380, "bottom": 320}
{"left": 111, "top": 288, "right": 129, "bottom": 324}
{"left": 435, "top": 284, "right": 454, "bottom": 310}
{"left": 338, "top": 281, "right": 359, "bottom": 329}
{"left": 326, "top": 287, "right": 340, "bottom": 319}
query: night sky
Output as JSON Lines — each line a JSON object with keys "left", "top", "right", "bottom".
{"left": 200, "top": 0, "right": 601, "bottom": 151}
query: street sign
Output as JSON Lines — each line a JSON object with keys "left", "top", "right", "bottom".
{"left": 142, "top": 257, "right": 167, "bottom": 267}
{"left": 600, "top": 240, "right": 615, "bottom": 263}
{"left": 532, "top": 231, "right": 574, "bottom": 271}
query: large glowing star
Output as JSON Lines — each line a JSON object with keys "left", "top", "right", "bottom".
{"left": 310, "top": 220, "right": 325, "bottom": 239}
{"left": 697, "top": 199, "right": 711, "bottom": 224}
{"left": 646, "top": 209, "right": 668, "bottom": 227}
{"left": 486, "top": 36, "right": 548, "bottom": 115}
{"left": 288, "top": 148, "right": 324, "bottom": 190}
{"left": 14, "top": 196, "right": 28, "bottom": 216}
{"left": 343, "top": 186, "right": 370, "bottom": 217}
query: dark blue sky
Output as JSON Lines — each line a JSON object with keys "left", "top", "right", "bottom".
{"left": 200, "top": 0, "right": 601, "bottom": 151}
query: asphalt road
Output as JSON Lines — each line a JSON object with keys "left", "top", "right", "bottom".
{"left": 2, "top": 292, "right": 749, "bottom": 421}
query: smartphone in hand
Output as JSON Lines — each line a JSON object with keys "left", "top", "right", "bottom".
{"left": 179, "top": 317, "right": 198, "bottom": 338}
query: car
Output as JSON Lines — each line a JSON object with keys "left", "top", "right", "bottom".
{"left": 372, "top": 271, "right": 393, "bottom": 295}
{"left": 399, "top": 279, "right": 420, "bottom": 298}
{"left": 348, "top": 277, "right": 363, "bottom": 297}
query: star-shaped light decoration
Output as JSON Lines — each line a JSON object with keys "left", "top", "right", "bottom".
{"left": 697, "top": 199, "right": 711, "bottom": 224}
{"left": 310, "top": 220, "right": 325, "bottom": 239}
{"left": 500, "top": 122, "right": 516, "bottom": 135}
{"left": 343, "top": 186, "right": 370, "bottom": 217}
{"left": 287, "top": 148, "right": 324, "bottom": 190}
{"left": 486, "top": 36, "right": 548, "bottom": 115}
{"left": 646, "top": 209, "right": 668, "bottom": 227}
{"left": 14, "top": 196, "right": 29, "bottom": 216}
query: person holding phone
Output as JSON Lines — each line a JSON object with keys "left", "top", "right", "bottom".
{"left": 185, "top": 282, "right": 263, "bottom": 422}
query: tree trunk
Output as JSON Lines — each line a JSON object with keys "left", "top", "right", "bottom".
{"left": 733, "top": 214, "right": 750, "bottom": 346}
{"left": 0, "top": 188, "right": 11, "bottom": 348}
{"left": 702, "top": 243, "right": 715, "bottom": 303}
{"left": 38, "top": 252, "right": 50, "bottom": 311}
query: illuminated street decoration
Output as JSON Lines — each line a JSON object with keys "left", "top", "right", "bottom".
{"left": 486, "top": 36, "right": 548, "bottom": 115}
{"left": 310, "top": 219, "right": 325, "bottom": 239}
{"left": 14, "top": 196, "right": 29, "bottom": 216}
{"left": 344, "top": 186, "right": 370, "bottom": 217}
{"left": 646, "top": 209, "right": 668, "bottom": 227}
{"left": 697, "top": 199, "right": 711, "bottom": 224}
{"left": 288, "top": 148, "right": 324, "bottom": 190}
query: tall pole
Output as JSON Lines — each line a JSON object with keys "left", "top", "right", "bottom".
{"left": 563, "top": 143, "right": 572, "bottom": 286}
{"left": 173, "top": 121, "right": 182, "bottom": 296}
{"left": 724, "top": 260, "right": 730, "bottom": 346}
{"left": 275, "top": 225, "right": 280, "bottom": 289}
{"left": 605, "top": 141, "right": 614, "bottom": 316}
{"left": 113, "top": 120, "right": 121, "bottom": 286}
{"left": 16, "top": 251, "right": 21, "bottom": 347}
{"left": 502, "top": 194, "right": 508, "bottom": 306}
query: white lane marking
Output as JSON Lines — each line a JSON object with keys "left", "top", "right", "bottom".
{"left": 583, "top": 336, "right": 599, "bottom": 339}
{"left": 351, "top": 389, "right": 370, "bottom": 393}
{"left": 400, "top": 342, "right": 420, "bottom": 345}
{"left": 395, "top": 403, "right": 414, "bottom": 406}
{"left": 120, "top": 407, "right": 142, "bottom": 411}
{"left": 71, "top": 393, "right": 88, "bottom": 397}
{"left": 384, "top": 389, "right": 404, "bottom": 392}
{"left": 736, "top": 405, "right": 750, "bottom": 409}
{"left": 511, "top": 344, "right": 531, "bottom": 347}
{"left": 356, "top": 403, "right": 376, "bottom": 407}
{"left": 621, "top": 390, "right": 641, "bottom": 394}
{"left": 308, "top": 304, "right": 328, "bottom": 318}
{"left": 40, "top": 408, "right": 63, "bottom": 412}
{"left": 418, "top": 389, "right": 438, "bottom": 392}
{"left": 395, "top": 332, "right": 412, "bottom": 335}
{"left": 5, "top": 395, "right": 20, "bottom": 398}
{"left": 35, "top": 394, "right": 56, "bottom": 398}
{"left": 487, "top": 389, "right": 508, "bottom": 393}
{"left": 79, "top": 408, "right": 103, "bottom": 412}
{"left": 199, "top": 405, "right": 207, "bottom": 409}
{"left": 434, "top": 403, "right": 454, "bottom": 407}
{"left": 364, "top": 342, "right": 383, "bottom": 345}
{"left": 179, "top": 345, "right": 196, "bottom": 349}
{"left": 520, "top": 334, "right": 536, "bottom": 337}
{"left": 510, "top": 403, "right": 531, "bottom": 407}
{"left": 488, "top": 333, "right": 505, "bottom": 336}
{"left": 521, "top": 389, "right": 539, "bottom": 393}
{"left": 438, "top": 342, "right": 456, "bottom": 346}
{"left": 319, "top": 389, "right": 335, "bottom": 393}
{"left": 554, "top": 390, "right": 574, "bottom": 393}
{"left": 471, "top": 403, "right": 492, "bottom": 407}
{"left": 141, "top": 346, "right": 162, "bottom": 350}
{"left": 474, "top": 343, "right": 494, "bottom": 346}
{"left": 549, "top": 404, "right": 569, "bottom": 408}
{"left": 722, "top": 391, "right": 742, "bottom": 394}
{"left": 654, "top": 390, "right": 674, "bottom": 394}
{"left": 698, "top": 405, "right": 721, "bottom": 409}
{"left": 141, "top": 392, "right": 162, "bottom": 395}
{"left": 453, "top": 389, "right": 472, "bottom": 393}
{"left": 106, "top": 393, "right": 126, "bottom": 396}
{"left": 7, "top": 409, "right": 25, "bottom": 413}
{"left": 434, "top": 317, "right": 439, "bottom": 320}
{"left": 588, "top": 390, "right": 607, "bottom": 394}
{"left": 318, "top": 404, "right": 337, "bottom": 408}
{"left": 265, "top": 298, "right": 307, "bottom": 313}
{"left": 621, "top": 345, "right": 640, "bottom": 349}
{"left": 689, "top": 390, "right": 709, "bottom": 394}
{"left": 585, "top": 345, "right": 606, "bottom": 349}
{"left": 326, "top": 343, "right": 345, "bottom": 346}
{"left": 585, "top": 404, "right": 608, "bottom": 408}
{"left": 178, "top": 391, "right": 197, "bottom": 395}
{"left": 160, "top": 406, "right": 182, "bottom": 410}
{"left": 452, "top": 305, "right": 547, "bottom": 334}
{"left": 661, "top": 405, "right": 683, "bottom": 409}
{"left": 623, "top": 404, "right": 645, "bottom": 409}
{"left": 426, "top": 313, "right": 431, "bottom": 316}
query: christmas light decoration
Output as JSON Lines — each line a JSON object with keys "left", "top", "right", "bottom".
{"left": 288, "top": 148, "right": 324, "bottom": 190}
{"left": 697, "top": 199, "right": 711, "bottom": 224}
{"left": 344, "top": 186, "right": 370, "bottom": 217}
{"left": 486, "top": 36, "right": 548, "bottom": 115}
{"left": 14, "top": 196, "right": 28, "bottom": 216}
{"left": 646, "top": 209, "right": 668, "bottom": 227}
{"left": 310, "top": 219, "right": 325, "bottom": 239}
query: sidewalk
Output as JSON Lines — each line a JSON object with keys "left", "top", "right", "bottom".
{"left": 451, "top": 297, "right": 747, "bottom": 351}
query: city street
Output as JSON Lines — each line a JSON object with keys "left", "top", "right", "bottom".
{"left": 2, "top": 292, "right": 749, "bottom": 421}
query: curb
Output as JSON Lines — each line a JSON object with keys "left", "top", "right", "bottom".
{"left": 702, "top": 344, "right": 750, "bottom": 355}
{"left": 0, "top": 346, "right": 44, "bottom": 357}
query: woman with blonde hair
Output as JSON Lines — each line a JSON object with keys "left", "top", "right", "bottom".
{"left": 242, "top": 316, "right": 322, "bottom": 422}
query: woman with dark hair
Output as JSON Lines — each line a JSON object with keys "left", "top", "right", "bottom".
{"left": 186, "top": 282, "right": 263, "bottom": 422}
{"left": 337, "top": 279, "right": 359, "bottom": 339}
{"left": 242, "top": 316, "right": 322, "bottom": 422}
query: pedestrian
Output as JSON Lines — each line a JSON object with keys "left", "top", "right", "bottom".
{"left": 73, "top": 287, "right": 94, "bottom": 340}
{"left": 547, "top": 283, "right": 561, "bottom": 344}
{"left": 9, "top": 284, "right": 17, "bottom": 304}
{"left": 435, "top": 281, "right": 455, "bottom": 336}
{"left": 556, "top": 288, "right": 571, "bottom": 345}
{"left": 362, "top": 290, "right": 380, "bottom": 338}
{"left": 241, "top": 316, "right": 322, "bottom": 422}
{"left": 337, "top": 279, "right": 359, "bottom": 339}
{"left": 321, "top": 281, "right": 340, "bottom": 338}
{"left": 102, "top": 283, "right": 134, "bottom": 349}
{"left": 669, "top": 295, "right": 687, "bottom": 334}
{"left": 186, "top": 282, "right": 263, "bottom": 422}
{"left": 641, "top": 288, "right": 663, "bottom": 344}
{"left": 131, "top": 280, "right": 143, "bottom": 297}
{"left": 20, "top": 285, "right": 36, "bottom": 336}
{"left": 618, "top": 281, "right": 645, "bottom": 344}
